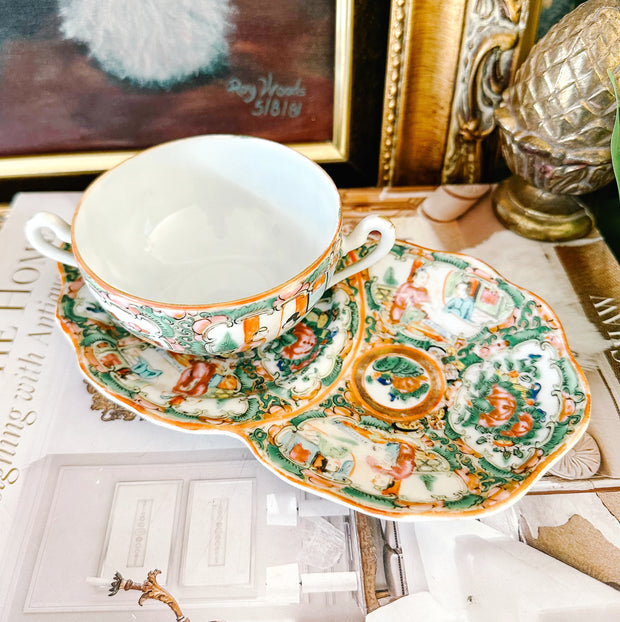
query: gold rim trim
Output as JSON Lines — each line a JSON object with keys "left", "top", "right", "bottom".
{"left": 351, "top": 344, "right": 446, "bottom": 423}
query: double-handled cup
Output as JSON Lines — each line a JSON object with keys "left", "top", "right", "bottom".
{"left": 26, "top": 135, "right": 395, "bottom": 356}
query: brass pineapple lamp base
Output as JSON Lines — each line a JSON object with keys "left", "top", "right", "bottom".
{"left": 492, "top": 175, "right": 595, "bottom": 242}
{"left": 491, "top": 0, "right": 620, "bottom": 243}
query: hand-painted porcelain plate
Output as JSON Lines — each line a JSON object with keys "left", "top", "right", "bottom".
{"left": 56, "top": 240, "right": 590, "bottom": 520}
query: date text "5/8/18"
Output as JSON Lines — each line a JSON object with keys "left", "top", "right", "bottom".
{"left": 252, "top": 98, "right": 302, "bottom": 118}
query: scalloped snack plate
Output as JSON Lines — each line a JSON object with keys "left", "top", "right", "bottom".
{"left": 56, "top": 240, "right": 590, "bottom": 520}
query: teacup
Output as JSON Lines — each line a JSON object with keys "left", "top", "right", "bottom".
{"left": 26, "top": 135, "right": 395, "bottom": 356}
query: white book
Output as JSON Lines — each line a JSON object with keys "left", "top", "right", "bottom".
{"left": 0, "top": 192, "right": 244, "bottom": 555}
{"left": 0, "top": 193, "right": 371, "bottom": 621}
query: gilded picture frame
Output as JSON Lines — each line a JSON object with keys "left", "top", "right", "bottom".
{"left": 0, "top": 1, "right": 389, "bottom": 187}
{"left": 380, "top": 0, "right": 543, "bottom": 187}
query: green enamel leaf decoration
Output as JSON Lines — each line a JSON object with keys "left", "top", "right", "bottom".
{"left": 290, "top": 410, "right": 326, "bottom": 428}
{"left": 372, "top": 355, "right": 422, "bottom": 377}
{"left": 212, "top": 332, "right": 239, "bottom": 355}
{"left": 421, "top": 473, "right": 436, "bottom": 491}
{"left": 359, "top": 415, "right": 393, "bottom": 431}
{"left": 610, "top": 70, "right": 620, "bottom": 198}
{"left": 341, "top": 486, "right": 399, "bottom": 509}
{"left": 443, "top": 493, "right": 484, "bottom": 510}
{"left": 430, "top": 251, "right": 469, "bottom": 270}
{"left": 266, "top": 444, "right": 305, "bottom": 479}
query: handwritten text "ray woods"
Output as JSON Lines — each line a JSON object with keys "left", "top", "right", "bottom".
{"left": 227, "top": 73, "right": 305, "bottom": 119}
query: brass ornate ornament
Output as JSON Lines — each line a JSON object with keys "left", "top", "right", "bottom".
{"left": 492, "top": 0, "right": 620, "bottom": 241}
{"left": 85, "top": 382, "right": 140, "bottom": 421}
{"left": 109, "top": 570, "right": 196, "bottom": 622}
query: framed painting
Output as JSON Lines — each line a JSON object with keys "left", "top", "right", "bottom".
{"left": 0, "top": 0, "right": 389, "bottom": 187}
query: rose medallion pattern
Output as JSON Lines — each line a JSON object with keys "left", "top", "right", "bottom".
{"left": 56, "top": 241, "right": 590, "bottom": 520}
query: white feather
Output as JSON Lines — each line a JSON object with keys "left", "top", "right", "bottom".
{"left": 58, "top": 0, "right": 234, "bottom": 87}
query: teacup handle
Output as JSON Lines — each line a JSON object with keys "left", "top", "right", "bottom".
{"left": 24, "top": 211, "right": 78, "bottom": 267}
{"left": 327, "top": 215, "right": 396, "bottom": 287}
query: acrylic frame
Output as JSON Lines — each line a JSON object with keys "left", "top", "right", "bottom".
{"left": 15, "top": 451, "right": 370, "bottom": 619}
{"left": 0, "top": 1, "right": 389, "bottom": 187}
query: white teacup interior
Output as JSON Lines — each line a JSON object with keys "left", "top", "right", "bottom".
{"left": 73, "top": 136, "right": 340, "bottom": 305}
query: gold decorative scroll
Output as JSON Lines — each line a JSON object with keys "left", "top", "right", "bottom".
{"left": 442, "top": 0, "right": 541, "bottom": 184}
{"left": 380, "top": 0, "right": 541, "bottom": 186}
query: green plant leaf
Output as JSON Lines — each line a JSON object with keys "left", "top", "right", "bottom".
{"left": 609, "top": 70, "right": 620, "bottom": 198}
